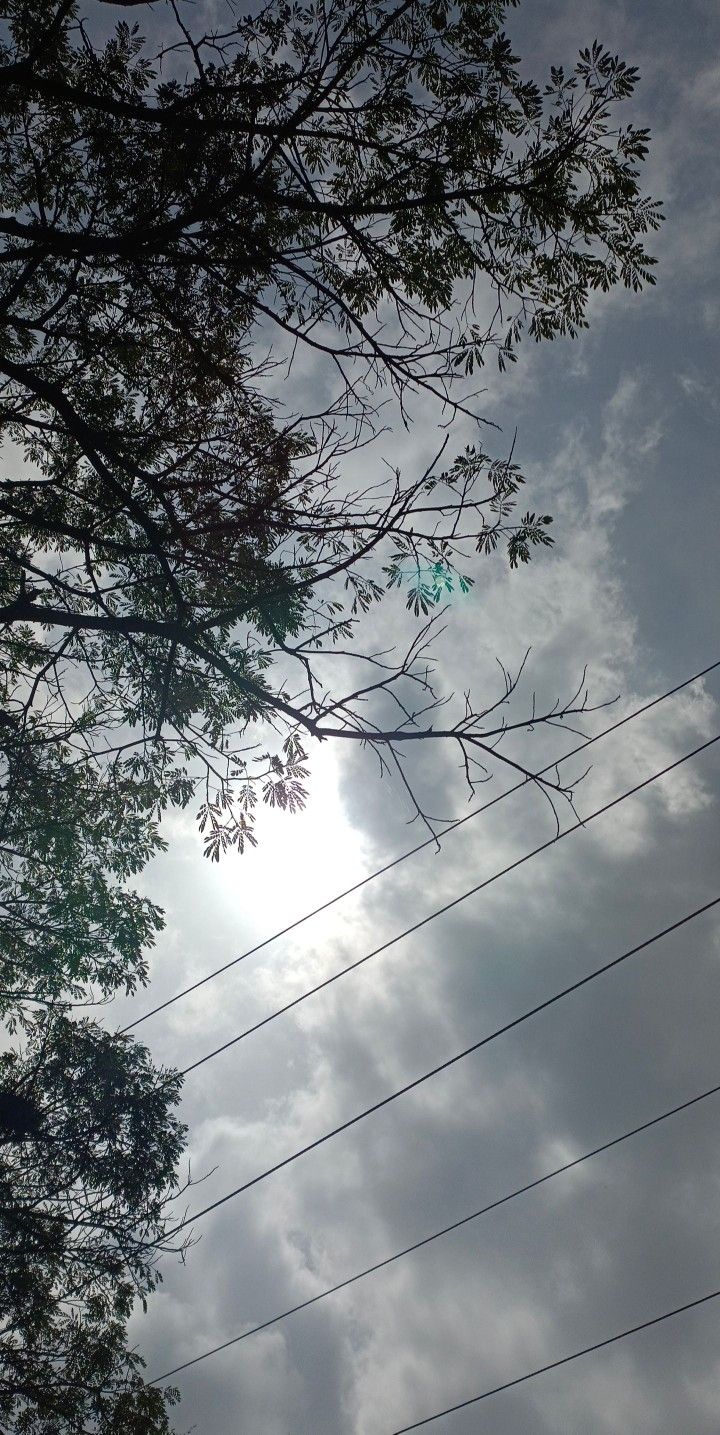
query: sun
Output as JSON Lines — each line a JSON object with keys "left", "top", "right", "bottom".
{"left": 213, "top": 744, "right": 369, "bottom": 936}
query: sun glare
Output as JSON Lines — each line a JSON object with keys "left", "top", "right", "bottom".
{"left": 213, "top": 746, "right": 369, "bottom": 934}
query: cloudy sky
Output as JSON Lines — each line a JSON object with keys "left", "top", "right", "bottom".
{"left": 111, "top": 2, "right": 720, "bottom": 1430}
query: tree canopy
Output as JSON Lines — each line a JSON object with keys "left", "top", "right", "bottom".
{"left": 0, "top": 0, "right": 660, "bottom": 911}
{"left": 0, "top": 0, "right": 661, "bottom": 1425}
{"left": 0, "top": 1012, "right": 185, "bottom": 1431}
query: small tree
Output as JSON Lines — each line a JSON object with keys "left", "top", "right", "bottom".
{"left": 0, "top": 1012, "right": 186, "bottom": 1431}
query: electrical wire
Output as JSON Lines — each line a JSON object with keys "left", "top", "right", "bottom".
{"left": 150, "top": 1075, "right": 720, "bottom": 1385}
{"left": 391, "top": 1287, "right": 720, "bottom": 1431}
{"left": 181, "top": 733, "right": 720, "bottom": 1077}
{"left": 159, "top": 888, "right": 719, "bottom": 1243}
{"left": 122, "top": 658, "right": 720, "bottom": 1034}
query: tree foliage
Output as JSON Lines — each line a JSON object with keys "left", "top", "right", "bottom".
{"left": 0, "top": 1013, "right": 185, "bottom": 1431}
{"left": 0, "top": 0, "right": 660, "bottom": 915}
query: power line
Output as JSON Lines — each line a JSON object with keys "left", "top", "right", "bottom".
{"left": 122, "top": 658, "right": 720, "bottom": 1034}
{"left": 150, "top": 1076, "right": 720, "bottom": 1385}
{"left": 391, "top": 1287, "right": 720, "bottom": 1431}
{"left": 159, "top": 889, "right": 719, "bottom": 1243}
{"left": 181, "top": 733, "right": 720, "bottom": 1076}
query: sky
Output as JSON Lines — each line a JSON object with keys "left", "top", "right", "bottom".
{"left": 108, "top": 2, "right": 720, "bottom": 1430}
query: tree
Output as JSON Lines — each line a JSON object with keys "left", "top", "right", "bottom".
{"left": 0, "top": 1012, "right": 186, "bottom": 1431}
{"left": 0, "top": 2, "right": 661, "bottom": 1010}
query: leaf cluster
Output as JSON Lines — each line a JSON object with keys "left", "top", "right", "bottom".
{"left": 0, "top": 1012, "right": 186, "bottom": 1432}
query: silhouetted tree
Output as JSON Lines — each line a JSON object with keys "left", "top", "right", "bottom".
{"left": 0, "top": 4, "right": 660, "bottom": 1003}
{"left": 0, "top": 1013, "right": 186, "bottom": 1431}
